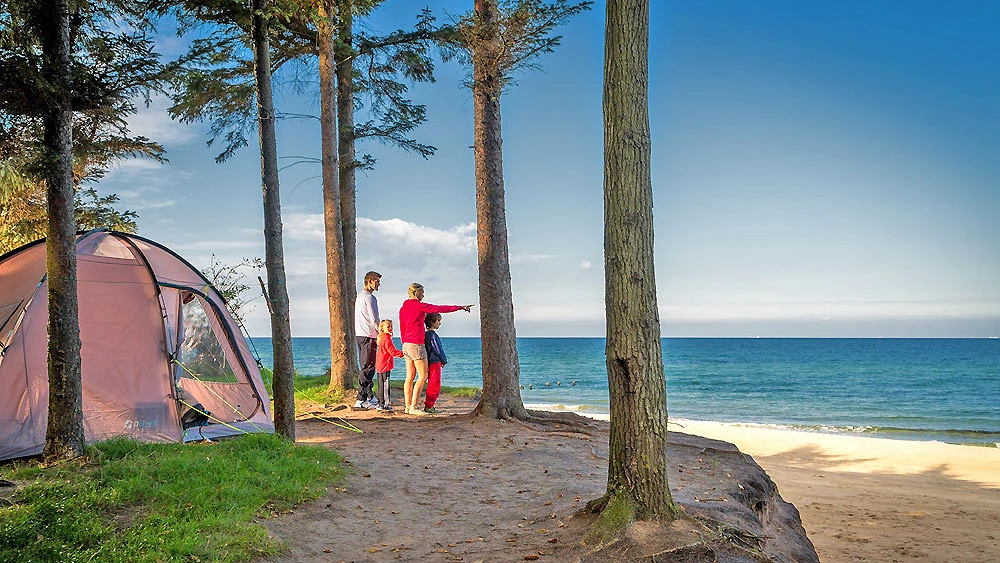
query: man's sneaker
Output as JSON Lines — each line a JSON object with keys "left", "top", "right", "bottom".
{"left": 424, "top": 407, "right": 441, "bottom": 414}
{"left": 409, "top": 406, "right": 428, "bottom": 416}
{"left": 353, "top": 400, "right": 368, "bottom": 410}
{"left": 366, "top": 397, "right": 379, "bottom": 409}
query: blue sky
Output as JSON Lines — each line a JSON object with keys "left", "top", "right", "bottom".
{"left": 100, "top": 0, "right": 1000, "bottom": 338}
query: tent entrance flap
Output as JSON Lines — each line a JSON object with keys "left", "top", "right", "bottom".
{"left": 178, "top": 293, "right": 239, "bottom": 384}
{"left": 174, "top": 291, "right": 264, "bottom": 426}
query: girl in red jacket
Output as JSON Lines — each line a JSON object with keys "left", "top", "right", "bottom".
{"left": 375, "top": 319, "right": 404, "bottom": 412}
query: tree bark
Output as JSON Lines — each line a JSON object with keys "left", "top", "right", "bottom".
{"left": 469, "top": 0, "right": 526, "bottom": 420}
{"left": 336, "top": 0, "right": 360, "bottom": 381}
{"left": 39, "top": 0, "right": 85, "bottom": 461}
{"left": 251, "top": 0, "right": 295, "bottom": 440}
{"left": 601, "top": 0, "right": 679, "bottom": 520}
{"left": 318, "top": 0, "right": 353, "bottom": 392}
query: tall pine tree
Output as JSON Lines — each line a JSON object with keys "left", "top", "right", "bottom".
{"left": 588, "top": 0, "right": 680, "bottom": 531}
{"left": 443, "top": 0, "right": 590, "bottom": 421}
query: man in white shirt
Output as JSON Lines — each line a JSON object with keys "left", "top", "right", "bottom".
{"left": 354, "top": 271, "right": 381, "bottom": 408}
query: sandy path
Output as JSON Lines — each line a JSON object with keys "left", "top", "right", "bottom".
{"left": 268, "top": 401, "right": 609, "bottom": 562}
{"left": 264, "top": 399, "right": 1000, "bottom": 563}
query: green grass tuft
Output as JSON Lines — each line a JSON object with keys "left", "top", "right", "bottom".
{"left": 0, "top": 434, "right": 343, "bottom": 563}
{"left": 386, "top": 378, "right": 480, "bottom": 398}
{"left": 294, "top": 373, "right": 351, "bottom": 405}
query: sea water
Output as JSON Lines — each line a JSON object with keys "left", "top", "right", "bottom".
{"left": 250, "top": 337, "right": 1000, "bottom": 446}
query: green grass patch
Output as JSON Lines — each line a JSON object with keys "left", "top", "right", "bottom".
{"left": 439, "top": 385, "right": 480, "bottom": 398}
{"left": 293, "top": 372, "right": 351, "bottom": 405}
{"left": 0, "top": 434, "right": 344, "bottom": 563}
{"left": 260, "top": 368, "right": 352, "bottom": 406}
{"left": 386, "top": 378, "right": 480, "bottom": 398}
{"left": 262, "top": 365, "right": 480, "bottom": 405}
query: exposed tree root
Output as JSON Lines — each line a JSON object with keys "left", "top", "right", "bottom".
{"left": 490, "top": 407, "right": 599, "bottom": 436}
{"left": 584, "top": 493, "right": 610, "bottom": 514}
{"left": 576, "top": 500, "right": 778, "bottom": 563}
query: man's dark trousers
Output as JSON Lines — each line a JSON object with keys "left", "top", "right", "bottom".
{"left": 356, "top": 336, "right": 377, "bottom": 402}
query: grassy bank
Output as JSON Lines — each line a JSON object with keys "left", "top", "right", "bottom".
{"left": 0, "top": 433, "right": 342, "bottom": 563}
{"left": 0, "top": 373, "right": 479, "bottom": 562}
{"left": 291, "top": 370, "right": 482, "bottom": 403}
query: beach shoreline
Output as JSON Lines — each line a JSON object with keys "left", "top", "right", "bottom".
{"left": 664, "top": 417, "right": 1000, "bottom": 562}
{"left": 536, "top": 407, "right": 1000, "bottom": 486}
{"left": 543, "top": 409, "right": 1000, "bottom": 561}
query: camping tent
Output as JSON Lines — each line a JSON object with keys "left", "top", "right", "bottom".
{"left": 0, "top": 230, "right": 273, "bottom": 461}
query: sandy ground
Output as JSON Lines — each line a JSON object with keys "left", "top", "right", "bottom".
{"left": 264, "top": 397, "right": 1000, "bottom": 563}
{"left": 681, "top": 421, "right": 1000, "bottom": 563}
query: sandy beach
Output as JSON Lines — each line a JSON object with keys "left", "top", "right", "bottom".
{"left": 270, "top": 397, "right": 1000, "bottom": 563}
{"left": 674, "top": 420, "right": 1000, "bottom": 563}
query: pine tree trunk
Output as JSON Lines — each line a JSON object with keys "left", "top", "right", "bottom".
{"left": 318, "top": 0, "right": 353, "bottom": 392}
{"left": 39, "top": 0, "right": 85, "bottom": 461}
{"left": 251, "top": 0, "right": 295, "bottom": 440}
{"left": 470, "top": 0, "right": 526, "bottom": 420}
{"left": 602, "top": 0, "right": 678, "bottom": 520}
{"left": 336, "top": 0, "right": 360, "bottom": 386}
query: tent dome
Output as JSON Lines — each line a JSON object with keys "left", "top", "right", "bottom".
{"left": 0, "top": 230, "right": 272, "bottom": 461}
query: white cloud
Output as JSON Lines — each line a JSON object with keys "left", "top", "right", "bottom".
{"left": 356, "top": 217, "right": 477, "bottom": 279}
{"left": 274, "top": 215, "right": 480, "bottom": 335}
{"left": 580, "top": 260, "right": 592, "bottom": 269}
{"left": 357, "top": 217, "right": 476, "bottom": 256}
{"left": 284, "top": 215, "right": 477, "bottom": 275}
{"left": 126, "top": 94, "right": 200, "bottom": 146}
{"left": 284, "top": 213, "right": 325, "bottom": 242}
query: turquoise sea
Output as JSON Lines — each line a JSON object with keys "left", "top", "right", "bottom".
{"left": 250, "top": 337, "right": 1000, "bottom": 447}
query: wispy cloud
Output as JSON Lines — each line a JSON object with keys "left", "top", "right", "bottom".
{"left": 658, "top": 299, "right": 1000, "bottom": 321}
{"left": 580, "top": 260, "right": 592, "bottom": 269}
{"left": 172, "top": 239, "right": 262, "bottom": 252}
{"left": 134, "top": 199, "right": 177, "bottom": 210}
{"left": 510, "top": 253, "right": 560, "bottom": 264}
{"left": 283, "top": 213, "right": 325, "bottom": 242}
{"left": 126, "top": 94, "right": 200, "bottom": 146}
{"left": 108, "top": 159, "right": 166, "bottom": 174}
{"left": 103, "top": 183, "right": 177, "bottom": 211}
{"left": 114, "top": 184, "right": 161, "bottom": 199}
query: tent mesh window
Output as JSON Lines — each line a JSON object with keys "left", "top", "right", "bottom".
{"left": 178, "top": 296, "right": 238, "bottom": 383}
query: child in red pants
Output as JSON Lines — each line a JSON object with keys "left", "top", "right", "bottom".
{"left": 423, "top": 313, "right": 448, "bottom": 414}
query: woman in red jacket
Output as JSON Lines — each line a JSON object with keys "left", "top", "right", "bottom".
{"left": 398, "top": 282, "right": 473, "bottom": 415}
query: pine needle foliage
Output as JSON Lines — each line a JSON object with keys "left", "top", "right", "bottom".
{"left": 0, "top": 0, "right": 174, "bottom": 253}
{"left": 439, "top": 0, "right": 592, "bottom": 93}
